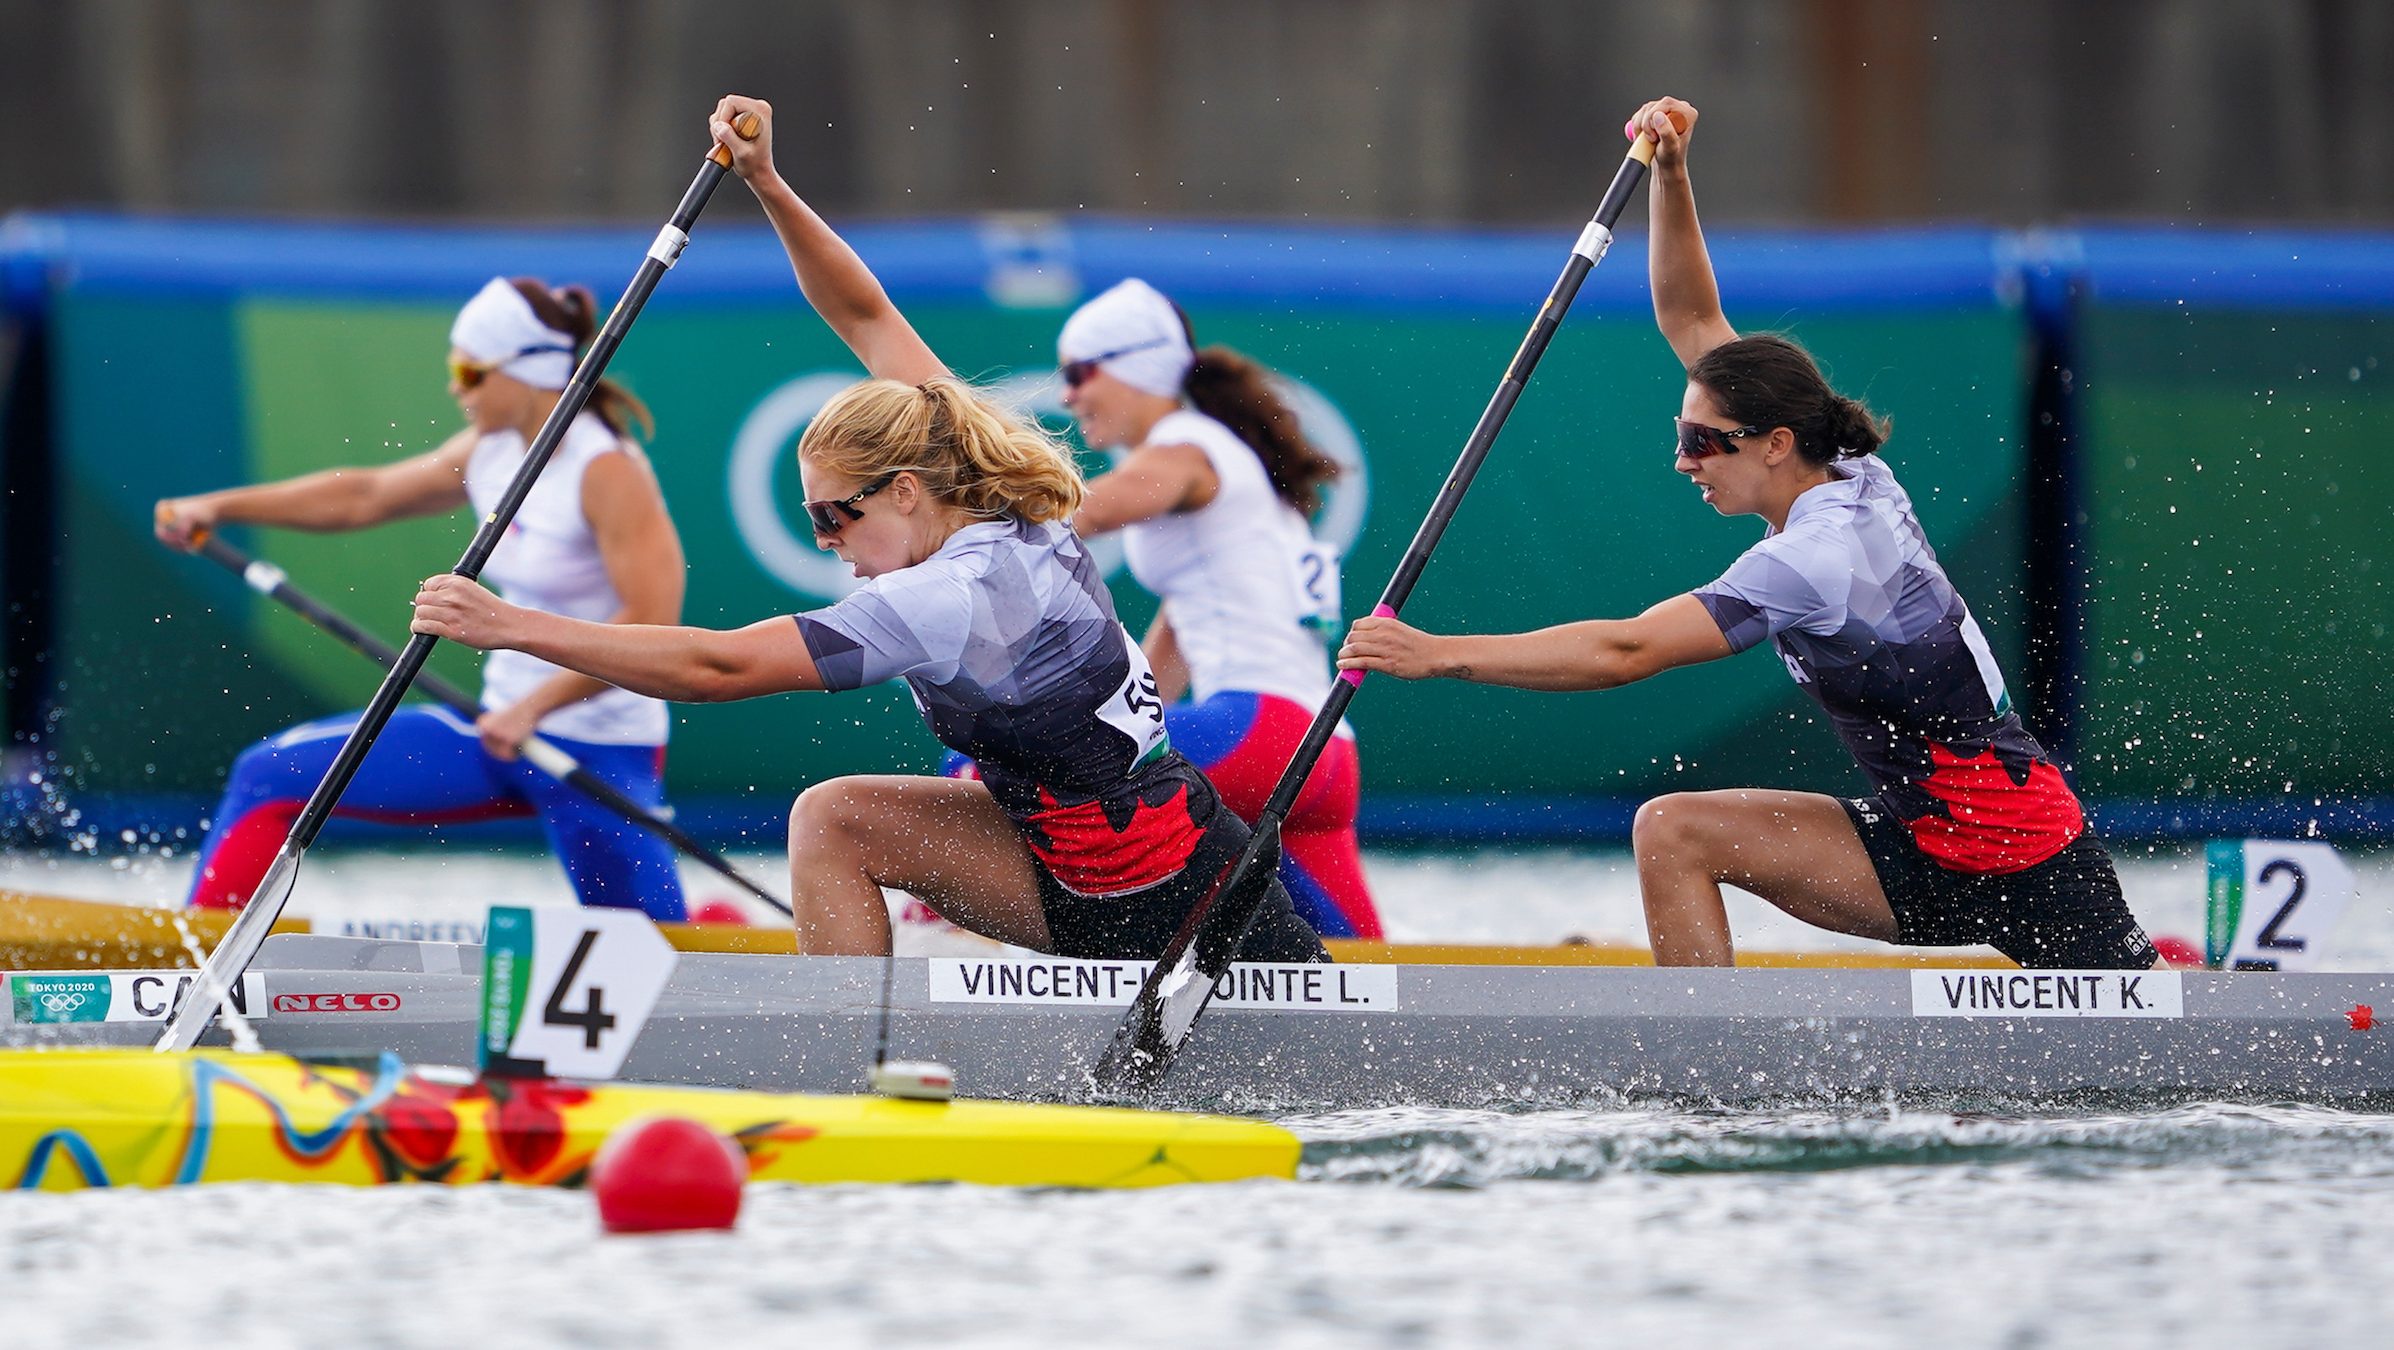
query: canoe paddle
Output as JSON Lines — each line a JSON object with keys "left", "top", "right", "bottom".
{"left": 158, "top": 112, "right": 761, "bottom": 1053}
{"left": 1091, "top": 112, "right": 1683, "bottom": 1096}
{"left": 186, "top": 531, "right": 792, "bottom": 917}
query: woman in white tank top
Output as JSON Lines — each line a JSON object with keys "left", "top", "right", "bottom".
{"left": 152, "top": 277, "right": 695, "bottom": 921}
{"left": 1060, "top": 279, "right": 1384, "bottom": 939}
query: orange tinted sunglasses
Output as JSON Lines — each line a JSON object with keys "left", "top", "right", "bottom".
{"left": 449, "top": 342, "right": 573, "bottom": 390}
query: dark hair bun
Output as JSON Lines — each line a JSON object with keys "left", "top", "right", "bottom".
{"left": 1825, "top": 395, "right": 1891, "bottom": 459}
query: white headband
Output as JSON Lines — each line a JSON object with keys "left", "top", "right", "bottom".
{"left": 449, "top": 278, "right": 577, "bottom": 390}
{"left": 1058, "top": 278, "right": 1194, "bottom": 397}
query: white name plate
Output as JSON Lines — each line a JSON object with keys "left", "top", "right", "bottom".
{"left": 1911, "top": 970, "right": 2182, "bottom": 1019}
{"left": 8, "top": 971, "right": 270, "bottom": 1025}
{"left": 928, "top": 958, "right": 1398, "bottom": 1011}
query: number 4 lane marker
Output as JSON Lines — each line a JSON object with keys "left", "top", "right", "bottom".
{"left": 480, "top": 906, "right": 677, "bottom": 1081}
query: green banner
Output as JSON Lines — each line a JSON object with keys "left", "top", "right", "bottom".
{"left": 51, "top": 296, "right": 2027, "bottom": 809}
{"left": 2077, "top": 309, "right": 2394, "bottom": 801}
{"left": 35, "top": 233, "right": 2029, "bottom": 827}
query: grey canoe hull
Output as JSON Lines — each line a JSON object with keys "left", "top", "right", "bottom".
{"left": 10, "top": 935, "right": 2391, "bottom": 1109}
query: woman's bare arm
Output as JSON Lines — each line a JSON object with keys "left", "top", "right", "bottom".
{"left": 1073, "top": 443, "right": 1218, "bottom": 536}
{"left": 1337, "top": 594, "right": 1731, "bottom": 692}
{"left": 710, "top": 94, "right": 946, "bottom": 386}
{"left": 413, "top": 574, "right": 823, "bottom": 704}
{"left": 1631, "top": 97, "right": 1738, "bottom": 369}
{"left": 154, "top": 433, "right": 473, "bottom": 547}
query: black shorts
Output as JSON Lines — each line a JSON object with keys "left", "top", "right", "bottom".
{"left": 1032, "top": 771, "right": 1328, "bottom": 964}
{"left": 1838, "top": 796, "right": 2156, "bottom": 969}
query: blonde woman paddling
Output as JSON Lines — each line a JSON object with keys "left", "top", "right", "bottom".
{"left": 415, "top": 95, "right": 1325, "bottom": 962}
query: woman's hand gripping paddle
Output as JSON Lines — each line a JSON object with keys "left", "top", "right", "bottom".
{"left": 1090, "top": 111, "right": 1684, "bottom": 1097}
{"left": 157, "top": 112, "right": 761, "bottom": 1053}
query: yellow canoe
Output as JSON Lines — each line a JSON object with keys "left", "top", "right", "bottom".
{"left": 1, "top": 890, "right": 2012, "bottom": 971}
{"left": 0, "top": 1047, "right": 1298, "bottom": 1192}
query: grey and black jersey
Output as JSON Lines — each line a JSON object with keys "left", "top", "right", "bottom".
{"left": 794, "top": 516, "right": 1210, "bottom": 895}
{"left": 1693, "top": 456, "right": 2083, "bottom": 873}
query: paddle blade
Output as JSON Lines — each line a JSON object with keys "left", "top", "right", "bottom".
{"left": 1091, "top": 820, "right": 1285, "bottom": 1097}
{"left": 155, "top": 849, "right": 299, "bottom": 1052}
{"left": 1089, "top": 946, "right": 1199, "bottom": 1098}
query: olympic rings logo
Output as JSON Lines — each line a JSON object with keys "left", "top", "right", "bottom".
{"left": 38, "top": 991, "right": 88, "bottom": 1013}
{"left": 727, "top": 370, "right": 1370, "bottom": 603}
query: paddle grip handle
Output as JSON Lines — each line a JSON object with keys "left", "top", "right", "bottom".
{"left": 1337, "top": 604, "right": 1400, "bottom": 688}
{"left": 708, "top": 111, "right": 762, "bottom": 167}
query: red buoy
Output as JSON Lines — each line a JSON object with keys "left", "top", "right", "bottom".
{"left": 687, "top": 898, "right": 750, "bottom": 926}
{"left": 590, "top": 1116, "right": 748, "bottom": 1233}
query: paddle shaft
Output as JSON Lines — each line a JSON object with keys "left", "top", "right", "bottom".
{"left": 158, "top": 119, "right": 758, "bottom": 1052}
{"left": 191, "top": 534, "right": 791, "bottom": 916}
{"left": 1092, "top": 128, "right": 1670, "bottom": 1095}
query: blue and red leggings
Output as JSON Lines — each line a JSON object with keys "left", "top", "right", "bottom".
{"left": 1167, "top": 691, "right": 1380, "bottom": 940}
{"left": 185, "top": 705, "right": 687, "bottom": 921}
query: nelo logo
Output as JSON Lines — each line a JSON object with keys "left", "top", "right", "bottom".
{"left": 272, "top": 992, "right": 402, "bottom": 1014}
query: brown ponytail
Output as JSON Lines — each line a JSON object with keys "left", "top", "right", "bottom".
{"left": 510, "top": 278, "right": 654, "bottom": 440}
{"left": 801, "top": 376, "right": 1084, "bottom": 523}
{"left": 1180, "top": 345, "right": 1341, "bottom": 514}
{"left": 1687, "top": 333, "right": 1890, "bottom": 465}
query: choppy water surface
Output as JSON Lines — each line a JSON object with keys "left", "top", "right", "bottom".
{"left": 5, "top": 847, "right": 2392, "bottom": 1346}
{"left": 8, "top": 1102, "right": 2393, "bottom": 1349}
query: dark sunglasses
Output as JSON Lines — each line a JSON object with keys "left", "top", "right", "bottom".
{"left": 448, "top": 342, "right": 574, "bottom": 391}
{"left": 1674, "top": 417, "right": 1767, "bottom": 461}
{"left": 1059, "top": 336, "right": 1175, "bottom": 389}
{"left": 803, "top": 473, "right": 898, "bottom": 537}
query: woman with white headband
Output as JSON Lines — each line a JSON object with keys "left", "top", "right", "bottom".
{"left": 1027, "top": 279, "right": 1383, "bottom": 941}
{"left": 410, "top": 96, "right": 1327, "bottom": 965}
{"left": 154, "top": 277, "right": 693, "bottom": 922}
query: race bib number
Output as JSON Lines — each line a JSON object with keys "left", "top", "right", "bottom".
{"left": 1098, "top": 627, "right": 1170, "bottom": 763}
{"left": 1296, "top": 542, "right": 1344, "bottom": 635}
{"left": 479, "top": 905, "right": 675, "bottom": 1080}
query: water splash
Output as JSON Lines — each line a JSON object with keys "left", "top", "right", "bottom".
{"left": 1293, "top": 1101, "right": 2394, "bottom": 1187}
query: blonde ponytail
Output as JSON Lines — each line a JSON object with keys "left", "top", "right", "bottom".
{"left": 799, "top": 376, "right": 1084, "bottom": 523}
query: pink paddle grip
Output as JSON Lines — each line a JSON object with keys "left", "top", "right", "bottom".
{"left": 1338, "top": 603, "right": 1400, "bottom": 686}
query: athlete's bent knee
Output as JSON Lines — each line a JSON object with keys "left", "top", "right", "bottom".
{"left": 1633, "top": 793, "right": 1712, "bottom": 858}
{"left": 787, "top": 779, "right": 870, "bottom": 852}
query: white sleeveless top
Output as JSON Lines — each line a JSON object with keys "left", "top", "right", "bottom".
{"left": 467, "top": 413, "right": 670, "bottom": 746}
{"left": 1119, "top": 409, "right": 1342, "bottom": 709}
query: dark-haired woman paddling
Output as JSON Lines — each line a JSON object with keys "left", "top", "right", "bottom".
{"left": 1337, "top": 97, "right": 2156, "bottom": 970}
{"left": 1050, "top": 279, "right": 1382, "bottom": 940}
